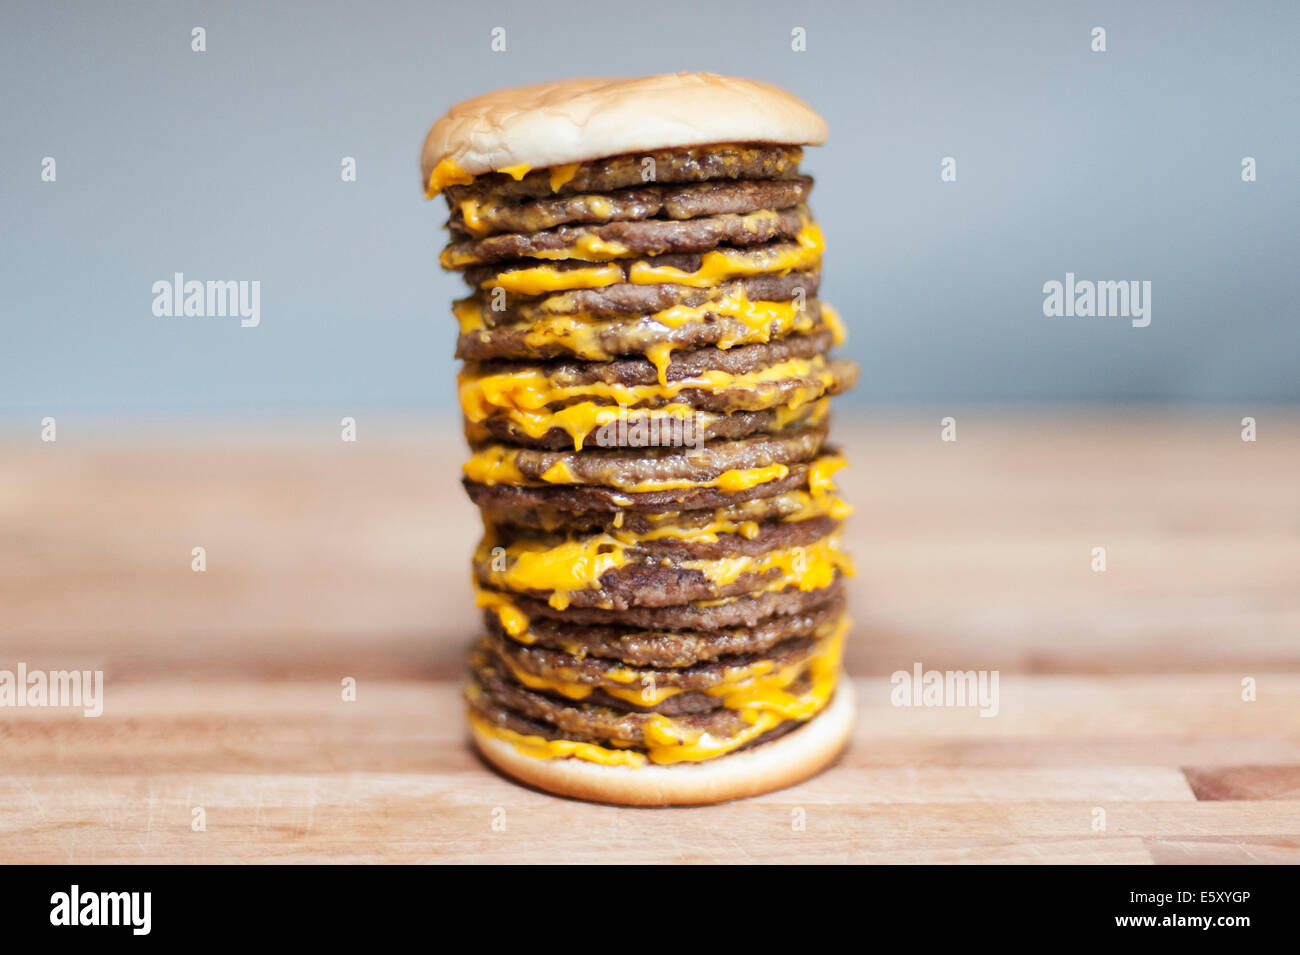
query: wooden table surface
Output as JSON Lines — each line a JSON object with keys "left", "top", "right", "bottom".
{"left": 2, "top": 411, "right": 1298, "bottom": 864}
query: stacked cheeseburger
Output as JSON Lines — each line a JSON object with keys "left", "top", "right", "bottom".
{"left": 422, "top": 73, "right": 857, "bottom": 805}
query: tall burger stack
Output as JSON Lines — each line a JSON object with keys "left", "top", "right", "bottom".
{"left": 421, "top": 73, "right": 857, "bottom": 804}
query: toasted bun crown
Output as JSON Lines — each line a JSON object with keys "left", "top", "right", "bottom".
{"left": 421, "top": 72, "right": 827, "bottom": 187}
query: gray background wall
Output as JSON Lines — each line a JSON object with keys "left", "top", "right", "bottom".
{"left": 2, "top": 0, "right": 1296, "bottom": 418}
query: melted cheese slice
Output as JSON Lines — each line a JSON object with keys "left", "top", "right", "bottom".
{"left": 495, "top": 650, "right": 685, "bottom": 705}
{"left": 457, "top": 198, "right": 488, "bottom": 236}
{"left": 425, "top": 158, "right": 474, "bottom": 198}
{"left": 480, "top": 534, "right": 628, "bottom": 611}
{"left": 460, "top": 356, "right": 832, "bottom": 420}
{"left": 462, "top": 444, "right": 792, "bottom": 493}
{"left": 677, "top": 533, "right": 853, "bottom": 593}
{"left": 475, "top": 587, "right": 531, "bottom": 639}
{"left": 821, "top": 302, "right": 847, "bottom": 346}
{"left": 620, "top": 486, "right": 848, "bottom": 544}
{"left": 479, "top": 222, "right": 823, "bottom": 294}
{"left": 808, "top": 454, "right": 847, "bottom": 495}
{"left": 653, "top": 291, "right": 813, "bottom": 340}
{"left": 548, "top": 163, "right": 580, "bottom": 191}
{"left": 709, "top": 620, "right": 846, "bottom": 718}
{"left": 482, "top": 263, "right": 625, "bottom": 294}
{"left": 467, "top": 711, "right": 648, "bottom": 767}
{"left": 458, "top": 390, "right": 826, "bottom": 453}
{"left": 454, "top": 294, "right": 818, "bottom": 367}
{"left": 481, "top": 401, "right": 712, "bottom": 452}
{"left": 529, "top": 235, "right": 631, "bottom": 262}
{"left": 628, "top": 222, "right": 823, "bottom": 289}
{"left": 480, "top": 529, "right": 851, "bottom": 611}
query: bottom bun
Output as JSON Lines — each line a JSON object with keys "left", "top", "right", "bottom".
{"left": 471, "top": 677, "right": 855, "bottom": 806}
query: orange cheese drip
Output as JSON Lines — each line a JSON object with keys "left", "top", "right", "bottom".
{"left": 425, "top": 158, "right": 474, "bottom": 198}
{"left": 478, "top": 222, "right": 824, "bottom": 294}
{"left": 548, "top": 163, "right": 580, "bottom": 191}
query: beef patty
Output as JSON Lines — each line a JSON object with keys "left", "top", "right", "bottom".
{"left": 468, "top": 646, "right": 817, "bottom": 743}
{"left": 486, "top": 628, "right": 824, "bottom": 700}
{"left": 444, "top": 143, "right": 803, "bottom": 203}
{"left": 493, "top": 575, "right": 846, "bottom": 630}
{"left": 449, "top": 176, "right": 812, "bottom": 237}
{"left": 464, "top": 326, "right": 836, "bottom": 391}
{"left": 475, "top": 480, "right": 846, "bottom": 536}
{"left": 466, "top": 425, "right": 826, "bottom": 489}
{"left": 457, "top": 272, "right": 819, "bottom": 324}
{"left": 464, "top": 447, "right": 843, "bottom": 514}
{"left": 456, "top": 299, "right": 826, "bottom": 364}
{"left": 463, "top": 396, "right": 829, "bottom": 451}
{"left": 473, "top": 517, "right": 843, "bottom": 611}
{"left": 462, "top": 238, "right": 818, "bottom": 291}
{"left": 488, "top": 593, "right": 846, "bottom": 667}
{"left": 443, "top": 205, "right": 807, "bottom": 267}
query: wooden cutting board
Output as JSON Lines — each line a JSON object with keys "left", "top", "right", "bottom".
{"left": 1, "top": 413, "right": 1297, "bottom": 863}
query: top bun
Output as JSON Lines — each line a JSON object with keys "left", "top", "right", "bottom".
{"left": 421, "top": 72, "right": 827, "bottom": 189}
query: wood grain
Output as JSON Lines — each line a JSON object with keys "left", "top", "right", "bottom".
{"left": 1, "top": 412, "right": 1297, "bottom": 863}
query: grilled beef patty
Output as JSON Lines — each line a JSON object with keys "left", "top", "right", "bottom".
{"left": 445, "top": 204, "right": 808, "bottom": 266}
{"left": 449, "top": 177, "right": 813, "bottom": 237}
{"left": 444, "top": 144, "right": 804, "bottom": 203}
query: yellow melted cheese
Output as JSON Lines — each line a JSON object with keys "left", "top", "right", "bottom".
{"left": 479, "top": 221, "right": 824, "bottom": 293}
{"left": 494, "top": 628, "right": 842, "bottom": 707}
{"left": 474, "top": 587, "right": 531, "bottom": 639}
{"left": 808, "top": 454, "right": 847, "bottom": 496}
{"left": 463, "top": 445, "right": 793, "bottom": 493}
{"left": 622, "top": 487, "right": 848, "bottom": 544}
{"left": 528, "top": 234, "right": 632, "bottom": 262}
{"left": 485, "top": 263, "right": 625, "bottom": 294}
{"left": 481, "top": 534, "right": 628, "bottom": 611}
{"left": 652, "top": 291, "right": 814, "bottom": 342}
{"left": 481, "top": 527, "right": 848, "bottom": 611}
{"left": 644, "top": 341, "right": 675, "bottom": 387}
{"left": 628, "top": 222, "right": 824, "bottom": 289}
{"left": 475, "top": 400, "right": 706, "bottom": 452}
{"left": 498, "top": 163, "right": 531, "bottom": 180}
{"left": 821, "top": 302, "right": 847, "bottom": 346}
{"left": 634, "top": 626, "right": 845, "bottom": 763}
{"left": 425, "top": 158, "right": 474, "bottom": 198}
{"left": 453, "top": 295, "right": 817, "bottom": 367}
{"left": 468, "top": 711, "right": 648, "bottom": 767}
{"left": 459, "top": 356, "right": 833, "bottom": 428}
{"left": 708, "top": 620, "right": 846, "bottom": 720}
{"left": 459, "top": 395, "right": 824, "bottom": 462}
{"left": 678, "top": 533, "right": 852, "bottom": 592}
{"left": 548, "top": 163, "right": 580, "bottom": 191}
{"left": 457, "top": 198, "right": 487, "bottom": 236}
{"left": 495, "top": 650, "right": 685, "bottom": 704}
